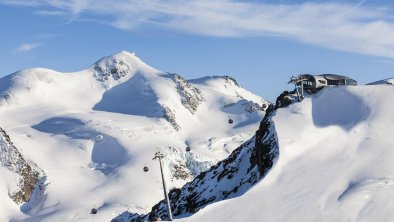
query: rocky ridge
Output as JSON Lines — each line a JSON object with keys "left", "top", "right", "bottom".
{"left": 0, "top": 127, "right": 40, "bottom": 204}
{"left": 167, "top": 73, "right": 205, "bottom": 114}
{"left": 93, "top": 60, "right": 132, "bottom": 82}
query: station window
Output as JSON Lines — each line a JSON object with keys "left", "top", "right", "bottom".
{"left": 327, "top": 80, "right": 338, "bottom": 85}
{"left": 303, "top": 81, "right": 314, "bottom": 86}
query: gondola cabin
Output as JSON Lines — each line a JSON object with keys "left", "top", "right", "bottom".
{"left": 91, "top": 208, "right": 97, "bottom": 214}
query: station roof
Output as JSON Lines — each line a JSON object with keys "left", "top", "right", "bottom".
{"left": 316, "top": 74, "right": 354, "bottom": 81}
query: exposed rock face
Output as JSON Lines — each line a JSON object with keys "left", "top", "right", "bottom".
{"left": 162, "top": 106, "right": 181, "bottom": 131}
{"left": 251, "top": 90, "right": 296, "bottom": 175}
{"left": 242, "top": 100, "right": 264, "bottom": 113}
{"left": 112, "top": 91, "right": 294, "bottom": 222}
{"left": 93, "top": 60, "right": 132, "bottom": 82}
{"left": 222, "top": 98, "right": 268, "bottom": 114}
{"left": 172, "top": 164, "right": 191, "bottom": 181}
{"left": 168, "top": 73, "right": 205, "bottom": 114}
{"left": 161, "top": 73, "right": 206, "bottom": 130}
{"left": 275, "top": 91, "right": 294, "bottom": 109}
{"left": 0, "top": 127, "right": 40, "bottom": 204}
{"left": 222, "top": 75, "right": 239, "bottom": 87}
{"left": 250, "top": 104, "right": 278, "bottom": 175}
{"left": 166, "top": 146, "right": 214, "bottom": 183}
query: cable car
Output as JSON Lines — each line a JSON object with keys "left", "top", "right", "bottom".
{"left": 91, "top": 208, "right": 97, "bottom": 214}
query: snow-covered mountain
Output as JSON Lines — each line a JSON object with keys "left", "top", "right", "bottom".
{"left": 0, "top": 51, "right": 269, "bottom": 221}
{"left": 367, "top": 77, "right": 394, "bottom": 85}
{"left": 116, "top": 82, "right": 394, "bottom": 222}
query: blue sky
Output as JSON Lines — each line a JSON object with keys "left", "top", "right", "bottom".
{"left": 1, "top": 0, "right": 394, "bottom": 101}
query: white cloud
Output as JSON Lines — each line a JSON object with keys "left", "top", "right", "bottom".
{"left": 35, "top": 10, "right": 67, "bottom": 16}
{"left": 3, "top": 0, "right": 394, "bottom": 59}
{"left": 0, "top": 0, "right": 41, "bottom": 7}
{"left": 16, "top": 43, "right": 41, "bottom": 52}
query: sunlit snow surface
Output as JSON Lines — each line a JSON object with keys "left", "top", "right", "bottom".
{"left": 181, "top": 85, "right": 394, "bottom": 222}
{"left": 0, "top": 52, "right": 267, "bottom": 221}
{"left": 368, "top": 78, "right": 394, "bottom": 85}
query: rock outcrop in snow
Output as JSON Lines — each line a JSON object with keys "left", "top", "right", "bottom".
{"left": 94, "top": 60, "right": 132, "bottom": 82}
{"left": 0, "top": 127, "right": 40, "bottom": 204}
{"left": 91, "top": 51, "right": 158, "bottom": 89}
{"left": 162, "top": 106, "right": 181, "bottom": 131}
{"left": 222, "top": 75, "right": 239, "bottom": 87}
{"left": 167, "top": 73, "right": 205, "bottom": 114}
{"left": 165, "top": 146, "right": 213, "bottom": 182}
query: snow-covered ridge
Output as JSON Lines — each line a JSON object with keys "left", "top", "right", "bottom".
{"left": 367, "top": 77, "right": 394, "bottom": 85}
{"left": 190, "top": 75, "right": 239, "bottom": 87}
{"left": 0, "top": 51, "right": 157, "bottom": 108}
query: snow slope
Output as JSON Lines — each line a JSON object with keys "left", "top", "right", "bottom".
{"left": 0, "top": 51, "right": 268, "bottom": 221}
{"left": 368, "top": 77, "right": 394, "bottom": 85}
{"left": 181, "top": 85, "right": 394, "bottom": 222}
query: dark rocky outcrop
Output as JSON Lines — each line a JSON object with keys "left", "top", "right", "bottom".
{"left": 275, "top": 91, "right": 294, "bottom": 109}
{"left": 222, "top": 76, "right": 240, "bottom": 87}
{"left": 93, "top": 60, "right": 132, "bottom": 82}
{"left": 0, "top": 127, "right": 40, "bottom": 204}
{"left": 112, "top": 91, "right": 296, "bottom": 222}
{"left": 250, "top": 91, "right": 295, "bottom": 175}
{"left": 161, "top": 73, "right": 205, "bottom": 130}
{"left": 162, "top": 106, "right": 181, "bottom": 131}
{"left": 167, "top": 73, "right": 205, "bottom": 114}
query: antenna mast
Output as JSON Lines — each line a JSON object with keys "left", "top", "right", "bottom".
{"left": 153, "top": 151, "right": 173, "bottom": 221}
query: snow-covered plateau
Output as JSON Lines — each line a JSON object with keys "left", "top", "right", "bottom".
{"left": 0, "top": 51, "right": 269, "bottom": 221}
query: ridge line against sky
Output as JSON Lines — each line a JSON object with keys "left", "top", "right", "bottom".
{"left": 2, "top": 0, "right": 394, "bottom": 58}
{"left": 1, "top": 0, "right": 394, "bottom": 101}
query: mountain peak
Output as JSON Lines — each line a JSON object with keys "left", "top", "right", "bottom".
{"left": 91, "top": 51, "right": 159, "bottom": 84}
{"left": 109, "top": 51, "right": 139, "bottom": 62}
